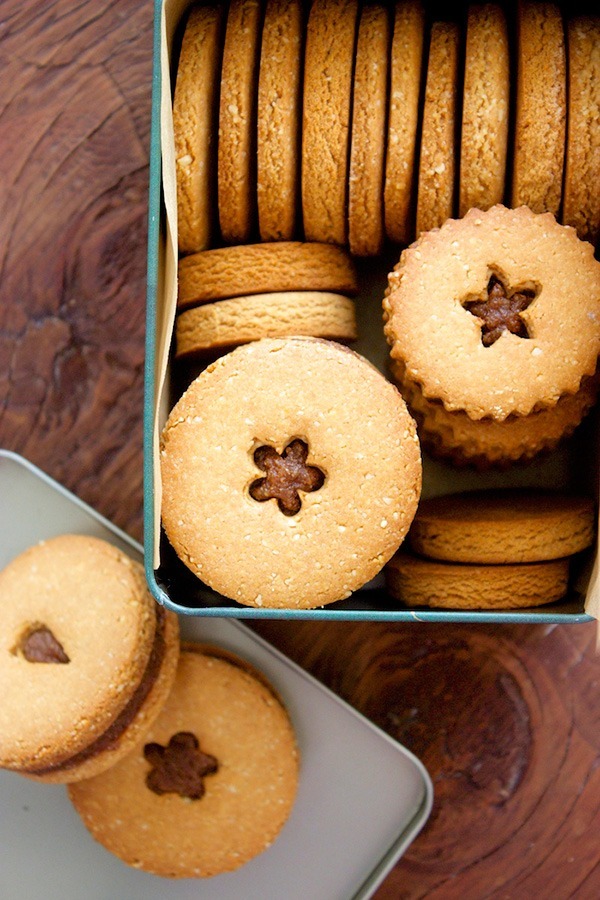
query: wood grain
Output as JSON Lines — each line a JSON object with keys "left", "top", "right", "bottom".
{"left": 1, "top": 1, "right": 599, "bottom": 897}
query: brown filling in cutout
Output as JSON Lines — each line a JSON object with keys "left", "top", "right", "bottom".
{"left": 249, "top": 439, "right": 325, "bottom": 515}
{"left": 144, "top": 731, "right": 218, "bottom": 800}
{"left": 464, "top": 274, "right": 537, "bottom": 346}
{"left": 15, "top": 624, "right": 70, "bottom": 664}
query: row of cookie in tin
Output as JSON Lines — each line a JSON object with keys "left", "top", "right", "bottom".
{"left": 174, "top": 0, "right": 599, "bottom": 258}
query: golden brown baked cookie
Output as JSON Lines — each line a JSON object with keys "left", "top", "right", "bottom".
{"left": 0, "top": 535, "right": 179, "bottom": 784}
{"left": 510, "top": 1, "right": 566, "bottom": 215}
{"left": 384, "top": 1, "right": 426, "bottom": 245}
{"left": 302, "top": 0, "right": 359, "bottom": 245}
{"left": 562, "top": 16, "right": 600, "bottom": 244}
{"left": 177, "top": 241, "right": 358, "bottom": 309}
{"left": 173, "top": 5, "right": 224, "bottom": 254}
{"left": 218, "top": 0, "right": 262, "bottom": 243}
{"left": 383, "top": 205, "right": 600, "bottom": 421}
{"left": 348, "top": 3, "right": 390, "bottom": 256}
{"left": 391, "top": 359, "right": 599, "bottom": 467}
{"left": 69, "top": 646, "right": 299, "bottom": 878}
{"left": 415, "top": 21, "right": 460, "bottom": 236}
{"left": 257, "top": 0, "right": 303, "bottom": 241}
{"left": 459, "top": 4, "right": 509, "bottom": 216}
{"left": 161, "top": 337, "right": 422, "bottom": 609}
{"left": 385, "top": 551, "right": 570, "bottom": 610}
{"left": 408, "top": 490, "right": 596, "bottom": 564}
{"left": 175, "top": 291, "right": 358, "bottom": 357}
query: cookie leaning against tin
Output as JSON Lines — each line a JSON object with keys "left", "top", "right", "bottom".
{"left": 0, "top": 535, "right": 179, "bottom": 783}
{"left": 302, "top": 0, "right": 359, "bottom": 245}
{"left": 408, "top": 490, "right": 596, "bottom": 564}
{"left": 415, "top": 21, "right": 460, "bottom": 235}
{"left": 175, "top": 291, "right": 357, "bottom": 357}
{"left": 161, "top": 337, "right": 421, "bottom": 609}
{"left": 348, "top": 2, "right": 390, "bottom": 257}
{"left": 257, "top": 0, "right": 304, "bottom": 241}
{"left": 562, "top": 16, "right": 600, "bottom": 244}
{"left": 459, "top": 3, "right": 509, "bottom": 216}
{"left": 383, "top": 205, "right": 600, "bottom": 421}
{"left": 510, "top": 1, "right": 566, "bottom": 215}
{"left": 385, "top": 552, "right": 570, "bottom": 610}
{"left": 69, "top": 646, "right": 299, "bottom": 878}
{"left": 384, "top": 0, "right": 426, "bottom": 245}
{"left": 173, "top": 4, "right": 224, "bottom": 254}
{"left": 177, "top": 241, "right": 358, "bottom": 310}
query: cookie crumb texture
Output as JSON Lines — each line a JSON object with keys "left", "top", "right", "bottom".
{"left": 68, "top": 650, "right": 299, "bottom": 879}
{"left": 161, "top": 337, "right": 422, "bottom": 608}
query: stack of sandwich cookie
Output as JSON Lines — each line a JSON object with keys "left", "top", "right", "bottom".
{"left": 383, "top": 205, "right": 600, "bottom": 467}
{"left": 0, "top": 535, "right": 179, "bottom": 783}
{"left": 68, "top": 645, "right": 300, "bottom": 878}
{"left": 175, "top": 241, "right": 359, "bottom": 358}
{"left": 386, "top": 489, "right": 596, "bottom": 610}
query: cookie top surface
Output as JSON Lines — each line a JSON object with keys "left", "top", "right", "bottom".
{"left": 0, "top": 535, "right": 157, "bottom": 770}
{"left": 409, "top": 489, "right": 596, "bottom": 563}
{"left": 160, "top": 337, "right": 422, "bottom": 608}
{"left": 383, "top": 205, "right": 600, "bottom": 420}
{"left": 68, "top": 647, "right": 299, "bottom": 879}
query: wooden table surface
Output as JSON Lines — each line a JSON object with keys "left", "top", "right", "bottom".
{"left": 1, "top": 2, "right": 599, "bottom": 897}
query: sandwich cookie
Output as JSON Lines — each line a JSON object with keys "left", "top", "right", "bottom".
{"left": 161, "top": 337, "right": 422, "bottom": 609}
{"left": 69, "top": 646, "right": 299, "bottom": 878}
{"left": 0, "top": 535, "right": 179, "bottom": 783}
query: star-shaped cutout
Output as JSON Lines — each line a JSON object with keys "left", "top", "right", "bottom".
{"left": 144, "top": 732, "right": 218, "bottom": 800}
{"left": 463, "top": 274, "right": 538, "bottom": 346}
{"left": 249, "top": 439, "right": 325, "bottom": 516}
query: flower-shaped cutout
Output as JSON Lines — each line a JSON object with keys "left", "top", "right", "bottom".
{"left": 249, "top": 439, "right": 325, "bottom": 515}
{"left": 463, "top": 274, "right": 538, "bottom": 346}
{"left": 144, "top": 732, "right": 218, "bottom": 800}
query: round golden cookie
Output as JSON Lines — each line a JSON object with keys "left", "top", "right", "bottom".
{"left": 0, "top": 535, "right": 179, "bottom": 784}
{"left": 384, "top": 1, "right": 426, "bottom": 245}
{"left": 68, "top": 646, "right": 299, "bottom": 878}
{"left": 302, "top": 0, "right": 359, "bottom": 245}
{"left": 408, "top": 490, "right": 596, "bottom": 564}
{"left": 218, "top": 0, "right": 262, "bottom": 243}
{"left": 173, "top": 5, "right": 224, "bottom": 254}
{"left": 562, "top": 16, "right": 600, "bottom": 244}
{"left": 257, "top": 0, "right": 304, "bottom": 241}
{"left": 161, "top": 337, "right": 422, "bottom": 609}
{"left": 385, "top": 551, "right": 570, "bottom": 610}
{"left": 177, "top": 241, "right": 358, "bottom": 310}
{"left": 510, "top": 2, "right": 566, "bottom": 215}
{"left": 459, "top": 4, "right": 509, "bottom": 216}
{"left": 415, "top": 21, "right": 460, "bottom": 236}
{"left": 348, "top": 3, "right": 390, "bottom": 257}
{"left": 383, "top": 205, "right": 600, "bottom": 421}
{"left": 175, "top": 291, "right": 358, "bottom": 357}
{"left": 391, "top": 359, "right": 599, "bottom": 467}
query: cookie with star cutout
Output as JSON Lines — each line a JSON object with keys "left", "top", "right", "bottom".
{"left": 160, "top": 337, "right": 422, "bottom": 609}
{"left": 383, "top": 206, "right": 600, "bottom": 424}
{"left": 68, "top": 645, "right": 299, "bottom": 878}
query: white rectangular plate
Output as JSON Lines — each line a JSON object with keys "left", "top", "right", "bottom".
{"left": 0, "top": 450, "right": 432, "bottom": 900}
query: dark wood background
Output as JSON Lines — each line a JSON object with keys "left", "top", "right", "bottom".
{"left": 0, "top": 1, "right": 599, "bottom": 897}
